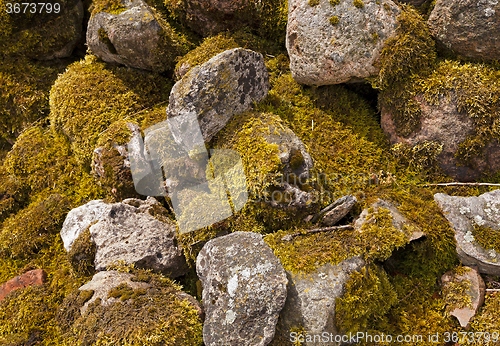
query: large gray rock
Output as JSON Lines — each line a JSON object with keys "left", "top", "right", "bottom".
{"left": 434, "top": 190, "right": 500, "bottom": 275}
{"left": 196, "top": 231, "right": 287, "bottom": 346}
{"left": 61, "top": 200, "right": 112, "bottom": 252}
{"left": 90, "top": 198, "right": 187, "bottom": 277}
{"left": 381, "top": 93, "right": 500, "bottom": 181}
{"left": 441, "top": 266, "right": 486, "bottom": 328}
{"left": 78, "top": 270, "right": 151, "bottom": 315}
{"left": 86, "top": 0, "right": 186, "bottom": 72}
{"left": 277, "top": 257, "right": 365, "bottom": 345}
{"left": 287, "top": 0, "right": 400, "bottom": 85}
{"left": 354, "top": 199, "right": 425, "bottom": 242}
{"left": 428, "top": 0, "right": 500, "bottom": 60}
{"left": 166, "top": 48, "right": 270, "bottom": 146}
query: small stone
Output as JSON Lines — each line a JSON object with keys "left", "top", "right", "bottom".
{"left": 0, "top": 269, "right": 47, "bottom": 302}
{"left": 312, "top": 194, "right": 357, "bottom": 226}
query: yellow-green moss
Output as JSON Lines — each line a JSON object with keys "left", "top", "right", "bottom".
{"left": 49, "top": 54, "right": 172, "bottom": 166}
{"left": 67, "top": 227, "right": 96, "bottom": 277}
{"left": 108, "top": 283, "right": 147, "bottom": 301}
{"left": 472, "top": 224, "right": 500, "bottom": 254}
{"left": 336, "top": 264, "right": 398, "bottom": 334}
{"left": 91, "top": 0, "right": 126, "bottom": 15}
{"left": 353, "top": 0, "right": 364, "bottom": 8}
{"left": 372, "top": 32, "right": 379, "bottom": 41}
{"left": 330, "top": 0, "right": 340, "bottom": 5}
{"left": 468, "top": 292, "right": 500, "bottom": 345}
{"left": 309, "top": 0, "right": 320, "bottom": 6}
{"left": 391, "top": 141, "right": 443, "bottom": 178}
{"left": 442, "top": 267, "right": 473, "bottom": 311}
{"left": 329, "top": 16, "right": 340, "bottom": 25}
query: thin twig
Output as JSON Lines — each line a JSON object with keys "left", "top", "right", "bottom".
{"left": 399, "top": 284, "right": 419, "bottom": 303}
{"left": 281, "top": 225, "right": 354, "bottom": 241}
{"left": 422, "top": 182, "right": 500, "bottom": 187}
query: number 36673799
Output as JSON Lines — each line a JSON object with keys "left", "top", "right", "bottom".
{"left": 5, "top": 2, "right": 61, "bottom": 13}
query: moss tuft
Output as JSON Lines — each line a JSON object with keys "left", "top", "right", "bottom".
{"left": 67, "top": 227, "right": 96, "bottom": 277}
{"left": 442, "top": 267, "right": 473, "bottom": 311}
{"left": 309, "top": 0, "right": 320, "bottom": 6}
{"left": 353, "top": 0, "right": 364, "bottom": 8}
{"left": 329, "top": 0, "right": 340, "bottom": 5}
{"left": 471, "top": 224, "right": 500, "bottom": 254}
{"left": 108, "top": 283, "right": 147, "bottom": 301}
{"left": 329, "top": 16, "right": 340, "bottom": 25}
{"left": 91, "top": 0, "right": 126, "bottom": 15}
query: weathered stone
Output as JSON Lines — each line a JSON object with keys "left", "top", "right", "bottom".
{"left": 434, "top": 190, "right": 500, "bottom": 275}
{"left": 87, "top": 0, "right": 187, "bottom": 72}
{"left": 166, "top": 48, "right": 270, "bottom": 146}
{"left": 61, "top": 200, "right": 112, "bottom": 252}
{"left": 277, "top": 257, "right": 365, "bottom": 345}
{"left": 287, "top": 0, "right": 400, "bottom": 85}
{"left": 90, "top": 198, "right": 187, "bottom": 277}
{"left": 441, "top": 266, "right": 486, "bottom": 328}
{"left": 428, "top": 0, "right": 500, "bottom": 60}
{"left": 78, "top": 270, "right": 151, "bottom": 315}
{"left": 354, "top": 199, "right": 425, "bottom": 241}
{"left": 312, "top": 195, "right": 357, "bottom": 226}
{"left": 196, "top": 231, "right": 287, "bottom": 346}
{"left": 0, "top": 269, "right": 47, "bottom": 302}
{"left": 399, "top": 0, "right": 427, "bottom": 6}
{"left": 381, "top": 93, "right": 500, "bottom": 181}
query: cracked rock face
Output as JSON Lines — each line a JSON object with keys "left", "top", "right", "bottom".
{"left": 434, "top": 190, "right": 500, "bottom": 275}
{"left": 286, "top": 0, "right": 400, "bottom": 85}
{"left": 428, "top": 0, "right": 500, "bottom": 60}
{"left": 166, "top": 48, "right": 270, "bottom": 147}
{"left": 196, "top": 231, "right": 287, "bottom": 346}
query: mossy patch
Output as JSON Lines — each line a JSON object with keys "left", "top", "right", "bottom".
{"left": 108, "top": 283, "right": 147, "bottom": 301}
{"left": 329, "top": 16, "right": 340, "bottom": 25}
{"left": 468, "top": 292, "right": 500, "bottom": 345}
{"left": 471, "top": 224, "right": 500, "bottom": 254}
{"left": 91, "top": 0, "right": 126, "bottom": 15}
{"left": 49, "top": 54, "right": 172, "bottom": 166}
{"left": 353, "top": 0, "right": 364, "bottom": 8}
{"left": 442, "top": 266, "right": 473, "bottom": 311}
{"left": 309, "top": 0, "right": 320, "bottom": 6}
{"left": 67, "top": 227, "right": 96, "bottom": 277}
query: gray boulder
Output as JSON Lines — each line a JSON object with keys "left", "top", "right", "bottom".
{"left": 86, "top": 0, "right": 187, "bottom": 72}
{"left": 354, "top": 199, "right": 425, "bottom": 242}
{"left": 312, "top": 195, "right": 357, "bottom": 226}
{"left": 381, "top": 93, "right": 500, "bottom": 181}
{"left": 277, "top": 257, "right": 365, "bottom": 345}
{"left": 441, "top": 266, "right": 486, "bottom": 328}
{"left": 90, "top": 198, "right": 187, "bottom": 277}
{"left": 434, "top": 190, "right": 500, "bottom": 275}
{"left": 196, "top": 231, "right": 287, "bottom": 346}
{"left": 287, "top": 0, "right": 400, "bottom": 85}
{"left": 428, "top": 0, "right": 500, "bottom": 60}
{"left": 61, "top": 200, "right": 112, "bottom": 252}
{"left": 166, "top": 48, "right": 270, "bottom": 146}
{"left": 77, "top": 270, "right": 151, "bottom": 315}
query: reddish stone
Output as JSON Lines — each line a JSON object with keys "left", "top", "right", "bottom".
{"left": 0, "top": 269, "right": 47, "bottom": 302}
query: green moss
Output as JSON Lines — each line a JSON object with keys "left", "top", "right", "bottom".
{"left": 468, "top": 292, "right": 500, "bottom": 345}
{"left": 59, "top": 271, "right": 203, "bottom": 345}
{"left": 309, "top": 0, "right": 320, "bottom": 6}
{"left": 56, "top": 289, "right": 95, "bottom": 334}
{"left": 472, "top": 224, "right": 500, "bottom": 254}
{"left": 442, "top": 267, "right": 473, "bottom": 311}
{"left": 336, "top": 264, "right": 398, "bottom": 334}
{"left": 91, "top": 0, "right": 126, "bottom": 15}
{"left": 330, "top": 0, "right": 340, "bottom": 5}
{"left": 49, "top": 54, "right": 172, "bottom": 166}
{"left": 329, "top": 16, "right": 340, "bottom": 25}
{"left": 391, "top": 141, "right": 443, "bottom": 177}
{"left": 67, "top": 227, "right": 96, "bottom": 277}
{"left": 353, "top": 0, "right": 364, "bottom": 8}
{"left": 372, "top": 32, "right": 379, "bottom": 41}
{"left": 372, "top": 5, "right": 436, "bottom": 137}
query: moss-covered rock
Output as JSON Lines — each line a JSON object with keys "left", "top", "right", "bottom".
{"left": 0, "top": 0, "right": 84, "bottom": 59}
{"left": 49, "top": 54, "right": 172, "bottom": 166}
{"left": 67, "top": 227, "right": 96, "bottom": 277}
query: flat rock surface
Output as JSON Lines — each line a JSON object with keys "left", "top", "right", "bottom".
{"left": 0, "top": 269, "right": 47, "bottom": 302}
{"left": 277, "top": 257, "right": 365, "bottom": 345}
{"left": 434, "top": 190, "right": 500, "bottom": 275}
{"left": 287, "top": 0, "right": 400, "bottom": 85}
{"left": 428, "top": 0, "right": 500, "bottom": 60}
{"left": 197, "top": 231, "right": 287, "bottom": 346}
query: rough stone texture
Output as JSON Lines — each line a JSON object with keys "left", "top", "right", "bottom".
{"left": 87, "top": 0, "right": 182, "bottom": 72}
{"left": 434, "top": 190, "right": 500, "bottom": 275}
{"left": 441, "top": 267, "right": 485, "bottom": 328}
{"left": 428, "top": 0, "right": 500, "bottom": 60}
{"left": 312, "top": 195, "right": 357, "bottom": 226}
{"left": 354, "top": 199, "right": 425, "bottom": 241}
{"left": 180, "top": 0, "right": 255, "bottom": 36}
{"left": 166, "top": 48, "right": 270, "bottom": 146}
{"left": 78, "top": 270, "right": 152, "bottom": 315}
{"left": 196, "top": 231, "right": 287, "bottom": 346}
{"left": 90, "top": 198, "right": 187, "bottom": 277}
{"left": 399, "top": 0, "right": 427, "bottom": 6}
{"left": 381, "top": 93, "right": 500, "bottom": 181}
{"left": 277, "top": 257, "right": 365, "bottom": 345}
{"left": 61, "top": 200, "right": 112, "bottom": 252}
{"left": 0, "top": 269, "right": 47, "bottom": 302}
{"left": 286, "top": 0, "right": 400, "bottom": 85}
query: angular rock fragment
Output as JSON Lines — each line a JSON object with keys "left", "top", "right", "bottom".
{"left": 287, "top": 0, "right": 400, "bottom": 85}
{"left": 434, "top": 190, "right": 500, "bottom": 275}
{"left": 197, "top": 231, "right": 287, "bottom": 346}
{"left": 312, "top": 194, "right": 357, "bottom": 226}
{"left": 0, "top": 269, "right": 47, "bottom": 302}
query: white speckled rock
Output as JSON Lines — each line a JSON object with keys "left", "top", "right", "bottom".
{"left": 286, "top": 0, "right": 400, "bottom": 85}
{"left": 434, "top": 190, "right": 500, "bottom": 275}
{"left": 166, "top": 48, "right": 270, "bottom": 147}
{"left": 196, "top": 231, "right": 287, "bottom": 346}
{"left": 60, "top": 200, "right": 112, "bottom": 252}
{"left": 276, "top": 257, "right": 365, "bottom": 345}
